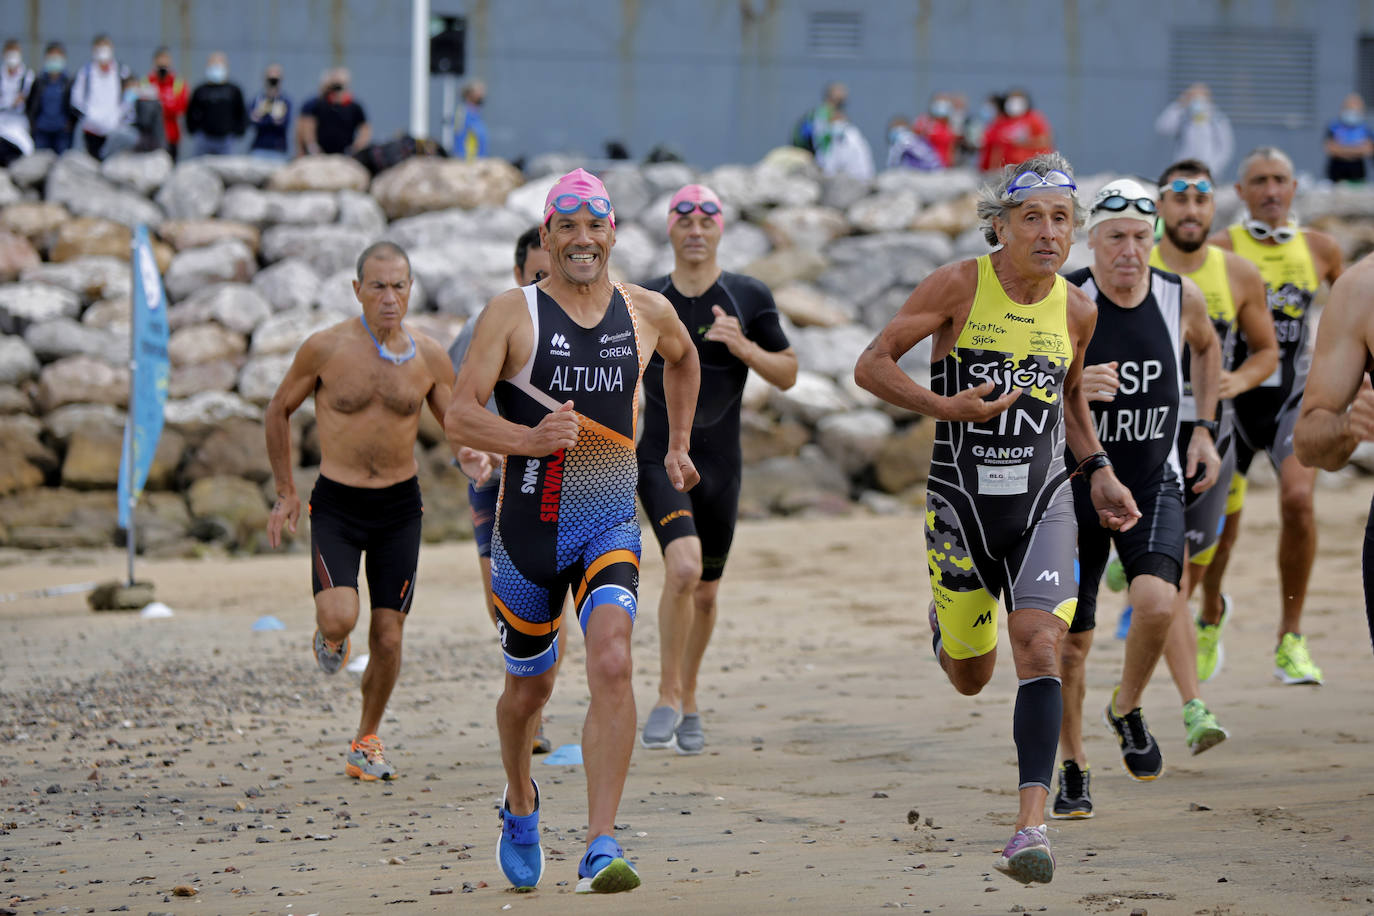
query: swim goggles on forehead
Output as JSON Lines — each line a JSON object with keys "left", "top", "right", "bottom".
{"left": 671, "top": 199, "right": 721, "bottom": 216}
{"left": 1243, "top": 217, "right": 1298, "bottom": 243}
{"left": 1092, "top": 194, "right": 1158, "bottom": 216}
{"left": 549, "top": 193, "right": 613, "bottom": 219}
{"left": 1160, "top": 177, "right": 1213, "bottom": 195}
{"left": 1003, "top": 168, "right": 1077, "bottom": 201}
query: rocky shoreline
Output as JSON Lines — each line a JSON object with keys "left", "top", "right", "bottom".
{"left": 3, "top": 147, "right": 1374, "bottom": 556}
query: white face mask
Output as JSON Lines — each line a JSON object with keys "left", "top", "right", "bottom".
{"left": 3, "top": 52, "right": 20, "bottom": 69}
{"left": 1005, "top": 96, "right": 1028, "bottom": 117}
{"left": 94, "top": 45, "right": 113, "bottom": 64}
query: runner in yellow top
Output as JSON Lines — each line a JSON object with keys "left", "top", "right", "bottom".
{"left": 855, "top": 153, "right": 1138, "bottom": 885}
{"left": 1148, "top": 158, "right": 1277, "bottom": 756}
{"left": 1204, "top": 146, "right": 1342, "bottom": 685}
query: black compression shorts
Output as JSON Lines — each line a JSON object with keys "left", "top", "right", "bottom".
{"left": 637, "top": 454, "right": 741, "bottom": 582}
{"left": 309, "top": 474, "right": 423, "bottom": 612}
{"left": 1071, "top": 473, "right": 1184, "bottom": 633}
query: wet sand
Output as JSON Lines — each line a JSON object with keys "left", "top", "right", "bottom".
{"left": 1, "top": 477, "right": 1372, "bottom": 915}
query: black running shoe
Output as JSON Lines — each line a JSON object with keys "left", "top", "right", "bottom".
{"left": 1103, "top": 688, "right": 1163, "bottom": 781}
{"left": 1051, "top": 759, "right": 1094, "bottom": 819}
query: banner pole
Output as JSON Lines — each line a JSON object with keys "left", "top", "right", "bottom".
{"left": 126, "top": 229, "right": 138, "bottom": 587}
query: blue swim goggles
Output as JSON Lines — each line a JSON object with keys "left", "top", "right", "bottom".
{"left": 549, "top": 193, "right": 614, "bottom": 219}
{"left": 1003, "top": 168, "right": 1077, "bottom": 201}
{"left": 360, "top": 314, "right": 416, "bottom": 365}
{"left": 1160, "top": 177, "right": 1213, "bottom": 195}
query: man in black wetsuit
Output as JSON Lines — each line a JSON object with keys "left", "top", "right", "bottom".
{"left": 637, "top": 184, "right": 798, "bottom": 755}
{"left": 1059, "top": 179, "right": 1221, "bottom": 811}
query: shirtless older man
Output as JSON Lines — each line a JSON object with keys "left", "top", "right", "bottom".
{"left": 265, "top": 241, "right": 455, "bottom": 782}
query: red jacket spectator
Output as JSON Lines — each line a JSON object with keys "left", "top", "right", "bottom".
{"left": 147, "top": 58, "right": 188, "bottom": 150}
{"left": 978, "top": 90, "right": 1053, "bottom": 172}
{"left": 913, "top": 114, "right": 957, "bottom": 167}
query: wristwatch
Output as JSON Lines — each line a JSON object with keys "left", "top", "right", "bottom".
{"left": 1195, "top": 419, "right": 1219, "bottom": 437}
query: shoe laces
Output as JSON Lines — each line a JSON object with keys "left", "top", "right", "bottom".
{"left": 353, "top": 734, "right": 386, "bottom": 763}
{"left": 1281, "top": 635, "right": 1313, "bottom": 669}
{"left": 1062, "top": 762, "right": 1086, "bottom": 798}
{"left": 1121, "top": 708, "right": 1151, "bottom": 750}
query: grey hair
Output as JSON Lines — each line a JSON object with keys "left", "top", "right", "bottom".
{"left": 355, "top": 241, "right": 411, "bottom": 281}
{"left": 1237, "top": 145, "right": 1294, "bottom": 180}
{"left": 976, "top": 151, "right": 1087, "bottom": 246}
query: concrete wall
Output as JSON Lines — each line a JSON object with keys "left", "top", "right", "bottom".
{"left": 9, "top": 0, "right": 1374, "bottom": 178}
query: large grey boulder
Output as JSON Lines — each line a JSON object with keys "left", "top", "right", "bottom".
{"left": 268, "top": 155, "right": 371, "bottom": 192}
{"left": 260, "top": 224, "right": 374, "bottom": 277}
{"left": 263, "top": 190, "right": 338, "bottom": 225}
{"left": 0, "top": 281, "right": 82, "bottom": 333}
{"left": 846, "top": 192, "right": 922, "bottom": 234}
{"left": 251, "top": 258, "right": 320, "bottom": 312}
{"left": 237, "top": 353, "right": 295, "bottom": 404}
{"left": 169, "top": 283, "right": 273, "bottom": 335}
{"left": 164, "top": 390, "right": 262, "bottom": 433}
{"left": 336, "top": 190, "right": 387, "bottom": 234}
{"left": 47, "top": 153, "right": 164, "bottom": 228}
{"left": 408, "top": 239, "right": 508, "bottom": 292}
{"left": 606, "top": 223, "right": 657, "bottom": 283}
{"left": 717, "top": 222, "right": 772, "bottom": 273}
{"left": 42, "top": 402, "right": 124, "bottom": 443}
{"left": 763, "top": 205, "right": 850, "bottom": 251}
{"left": 196, "top": 155, "right": 282, "bottom": 187}
{"left": 218, "top": 184, "right": 271, "bottom": 224}
{"left": 169, "top": 358, "right": 239, "bottom": 399}
{"left": 167, "top": 323, "right": 247, "bottom": 367}
{"left": 37, "top": 355, "right": 129, "bottom": 410}
{"left": 768, "top": 370, "right": 854, "bottom": 424}
{"left": 383, "top": 207, "right": 479, "bottom": 249}
{"left": 600, "top": 168, "right": 652, "bottom": 225}
{"left": 101, "top": 150, "right": 174, "bottom": 194}
{"left": 8, "top": 150, "right": 57, "bottom": 189}
{"left": 20, "top": 255, "right": 130, "bottom": 302}
{"left": 433, "top": 270, "right": 511, "bottom": 318}
{"left": 23, "top": 317, "right": 127, "bottom": 364}
{"left": 0, "top": 171, "right": 20, "bottom": 206}
{"left": 816, "top": 409, "right": 896, "bottom": 475}
{"left": 0, "top": 336, "right": 40, "bottom": 383}
{"left": 875, "top": 167, "right": 979, "bottom": 205}
{"left": 789, "top": 324, "right": 875, "bottom": 378}
{"left": 250, "top": 307, "right": 348, "bottom": 355}
{"left": 155, "top": 162, "right": 226, "bottom": 221}
{"left": 163, "top": 239, "right": 256, "bottom": 301}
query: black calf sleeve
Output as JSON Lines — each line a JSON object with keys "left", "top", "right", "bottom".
{"left": 1014, "top": 676, "right": 1062, "bottom": 791}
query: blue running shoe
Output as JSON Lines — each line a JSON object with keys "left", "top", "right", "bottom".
{"left": 1115, "top": 605, "right": 1133, "bottom": 640}
{"left": 497, "top": 780, "right": 543, "bottom": 890}
{"left": 575, "top": 834, "right": 640, "bottom": 894}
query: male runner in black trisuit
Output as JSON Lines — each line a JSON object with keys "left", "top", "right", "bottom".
{"left": 637, "top": 184, "right": 797, "bottom": 755}
{"left": 1058, "top": 178, "right": 1220, "bottom": 810}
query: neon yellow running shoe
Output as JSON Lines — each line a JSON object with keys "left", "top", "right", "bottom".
{"left": 1274, "top": 633, "right": 1323, "bottom": 685}
{"left": 1195, "top": 594, "right": 1229, "bottom": 683}
{"left": 1182, "top": 699, "right": 1229, "bottom": 755}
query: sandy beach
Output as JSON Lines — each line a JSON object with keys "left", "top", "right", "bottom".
{"left": 1, "top": 476, "right": 1372, "bottom": 916}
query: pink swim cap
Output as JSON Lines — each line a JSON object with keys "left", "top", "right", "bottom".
{"left": 667, "top": 183, "right": 724, "bottom": 232}
{"left": 543, "top": 168, "right": 615, "bottom": 228}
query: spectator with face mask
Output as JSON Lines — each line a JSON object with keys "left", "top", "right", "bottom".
{"left": 0, "top": 39, "right": 34, "bottom": 165}
{"left": 26, "top": 42, "right": 73, "bottom": 154}
{"left": 1324, "top": 93, "right": 1373, "bottom": 184}
{"left": 1156, "top": 83, "right": 1234, "bottom": 179}
{"left": 146, "top": 47, "right": 188, "bottom": 160}
{"left": 249, "top": 63, "right": 292, "bottom": 158}
{"left": 979, "top": 87, "right": 1053, "bottom": 173}
{"left": 186, "top": 51, "right": 246, "bottom": 156}
{"left": 913, "top": 92, "right": 960, "bottom": 168}
{"left": 297, "top": 67, "right": 370, "bottom": 156}
{"left": 70, "top": 34, "right": 131, "bottom": 159}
